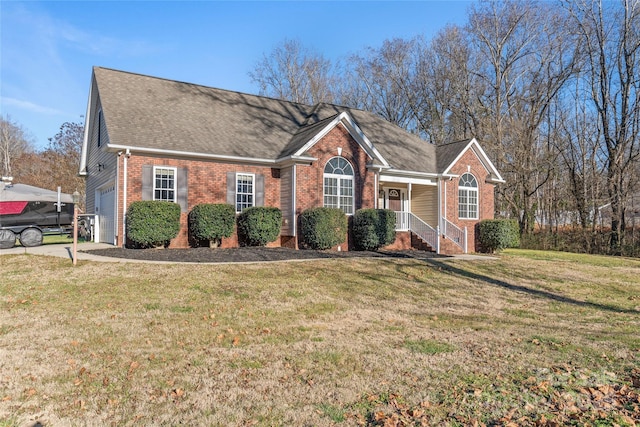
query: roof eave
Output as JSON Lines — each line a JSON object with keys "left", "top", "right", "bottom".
{"left": 382, "top": 169, "right": 442, "bottom": 179}
{"left": 106, "top": 144, "right": 279, "bottom": 165}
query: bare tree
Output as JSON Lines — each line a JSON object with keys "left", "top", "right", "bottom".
{"left": 564, "top": 0, "right": 640, "bottom": 254}
{"left": 412, "top": 26, "right": 489, "bottom": 144}
{"left": 341, "top": 38, "right": 419, "bottom": 133}
{"left": 249, "top": 38, "right": 337, "bottom": 104}
{"left": 467, "top": 0, "right": 578, "bottom": 233}
{"left": 0, "top": 115, "right": 34, "bottom": 178}
{"left": 42, "top": 121, "right": 86, "bottom": 201}
{"left": 12, "top": 121, "right": 86, "bottom": 207}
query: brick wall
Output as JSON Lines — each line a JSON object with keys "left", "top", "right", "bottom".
{"left": 123, "top": 155, "right": 281, "bottom": 248}
{"left": 442, "top": 148, "right": 496, "bottom": 253}
{"left": 119, "top": 123, "right": 377, "bottom": 249}
{"left": 295, "top": 124, "right": 376, "bottom": 250}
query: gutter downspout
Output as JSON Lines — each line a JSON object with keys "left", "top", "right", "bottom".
{"left": 292, "top": 164, "right": 297, "bottom": 243}
{"left": 115, "top": 154, "right": 119, "bottom": 246}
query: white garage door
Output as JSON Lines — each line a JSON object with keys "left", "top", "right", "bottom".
{"left": 98, "top": 184, "right": 115, "bottom": 244}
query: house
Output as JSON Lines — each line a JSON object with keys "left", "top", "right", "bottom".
{"left": 79, "top": 67, "right": 504, "bottom": 254}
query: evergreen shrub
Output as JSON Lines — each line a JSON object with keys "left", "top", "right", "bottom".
{"left": 236, "top": 207, "right": 282, "bottom": 246}
{"left": 126, "top": 201, "right": 181, "bottom": 248}
{"left": 299, "top": 207, "right": 347, "bottom": 250}
{"left": 478, "top": 219, "right": 520, "bottom": 253}
{"left": 352, "top": 208, "right": 397, "bottom": 251}
{"left": 188, "top": 203, "right": 235, "bottom": 247}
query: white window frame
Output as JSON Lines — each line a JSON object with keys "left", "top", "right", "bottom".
{"left": 236, "top": 172, "right": 255, "bottom": 213}
{"left": 458, "top": 172, "right": 478, "bottom": 219}
{"left": 323, "top": 157, "right": 354, "bottom": 215}
{"left": 153, "top": 166, "right": 177, "bottom": 202}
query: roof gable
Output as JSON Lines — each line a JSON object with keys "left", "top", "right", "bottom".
{"left": 437, "top": 138, "right": 504, "bottom": 183}
{"left": 288, "top": 112, "right": 390, "bottom": 168}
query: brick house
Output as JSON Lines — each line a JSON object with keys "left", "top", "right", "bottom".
{"left": 79, "top": 67, "right": 504, "bottom": 254}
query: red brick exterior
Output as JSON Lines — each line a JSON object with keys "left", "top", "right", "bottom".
{"left": 382, "top": 231, "right": 412, "bottom": 251}
{"left": 440, "top": 148, "right": 496, "bottom": 253}
{"left": 120, "top": 154, "right": 280, "bottom": 248}
{"left": 116, "top": 123, "right": 376, "bottom": 249}
{"left": 295, "top": 125, "right": 376, "bottom": 251}
{"left": 112, "top": 126, "right": 496, "bottom": 253}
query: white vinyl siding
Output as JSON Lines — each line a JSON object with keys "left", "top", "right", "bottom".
{"left": 280, "top": 166, "right": 294, "bottom": 235}
{"left": 411, "top": 185, "right": 438, "bottom": 226}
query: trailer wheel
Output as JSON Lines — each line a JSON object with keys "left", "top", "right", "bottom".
{"left": 19, "top": 228, "right": 43, "bottom": 247}
{"left": 0, "top": 229, "right": 17, "bottom": 249}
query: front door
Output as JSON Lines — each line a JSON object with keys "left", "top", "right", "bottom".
{"left": 386, "top": 188, "right": 407, "bottom": 230}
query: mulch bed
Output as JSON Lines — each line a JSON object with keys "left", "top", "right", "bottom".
{"left": 83, "top": 246, "right": 439, "bottom": 263}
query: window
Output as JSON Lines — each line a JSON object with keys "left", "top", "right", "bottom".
{"left": 236, "top": 173, "right": 254, "bottom": 212}
{"left": 323, "top": 157, "right": 354, "bottom": 214}
{"left": 153, "top": 166, "right": 176, "bottom": 202}
{"left": 458, "top": 173, "right": 478, "bottom": 219}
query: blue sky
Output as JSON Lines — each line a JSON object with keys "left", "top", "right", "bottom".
{"left": 1, "top": 1, "right": 471, "bottom": 150}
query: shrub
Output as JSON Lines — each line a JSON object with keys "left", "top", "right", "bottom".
{"left": 126, "top": 201, "right": 181, "bottom": 248}
{"left": 352, "top": 208, "right": 396, "bottom": 251}
{"left": 188, "top": 204, "right": 235, "bottom": 247}
{"left": 299, "top": 207, "right": 348, "bottom": 250}
{"left": 478, "top": 219, "right": 520, "bottom": 253}
{"left": 236, "top": 207, "right": 282, "bottom": 247}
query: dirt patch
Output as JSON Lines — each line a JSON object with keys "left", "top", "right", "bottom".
{"left": 83, "top": 246, "right": 439, "bottom": 263}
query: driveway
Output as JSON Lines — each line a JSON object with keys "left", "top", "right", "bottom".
{"left": 0, "top": 242, "right": 136, "bottom": 263}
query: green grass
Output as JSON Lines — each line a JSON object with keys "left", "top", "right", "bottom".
{"left": 0, "top": 249, "right": 638, "bottom": 426}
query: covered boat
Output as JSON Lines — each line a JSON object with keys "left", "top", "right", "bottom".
{"left": 0, "top": 180, "right": 75, "bottom": 248}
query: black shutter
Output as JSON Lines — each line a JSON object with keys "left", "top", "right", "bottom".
{"left": 142, "top": 165, "right": 153, "bottom": 200}
{"left": 226, "top": 171, "right": 236, "bottom": 207}
{"left": 256, "top": 174, "right": 265, "bottom": 206}
{"left": 177, "top": 167, "right": 188, "bottom": 212}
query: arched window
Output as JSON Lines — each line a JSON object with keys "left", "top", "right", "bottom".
{"left": 458, "top": 173, "right": 478, "bottom": 219}
{"left": 323, "top": 157, "right": 354, "bottom": 214}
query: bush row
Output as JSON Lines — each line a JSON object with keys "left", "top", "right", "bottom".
{"left": 126, "top": 201, "right": 398, "bottom": 251}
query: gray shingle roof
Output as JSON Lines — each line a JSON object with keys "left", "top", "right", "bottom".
{"left": 94, "top": 67, "right": 439, "bottom": 173}
{"left": 436, "top": 139, "right": 473, "bottom": 173}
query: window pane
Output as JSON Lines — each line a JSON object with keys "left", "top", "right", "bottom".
{"left": 154, "top": 167, "right": 176, "bottom": 202}
{"left": 323, "top": 160, "right": 354, "bottom": 213}
{"left": 236, "top": 174, "right": 254, "bottom": 212}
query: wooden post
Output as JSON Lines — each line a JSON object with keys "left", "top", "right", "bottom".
{"left": 72, "top": 191, "right": 79, "bottom": 266}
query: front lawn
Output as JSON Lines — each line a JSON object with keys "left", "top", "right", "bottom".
{"left": 1, "top": 250, "right": 638, "bottom": 426}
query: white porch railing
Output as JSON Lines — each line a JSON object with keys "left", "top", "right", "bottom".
{"left": 394, "top": 211, "right": 409, "bottom": 231}
{"left": 395, "top": 211, "right": 439, "bottom": 253}
{"left": 441, "top": 218, "right": 467, "bottom": 253}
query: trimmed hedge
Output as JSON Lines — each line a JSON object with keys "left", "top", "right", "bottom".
{"left": 236, "top": 207, "right": 282, "bottom": 247}
{"left": 478, "top": 219, "right": 520, "bottom": 253}
{"left": 352, "top": 208, "right": 397, "bottom": 251}
{"left": 299, "top": 207, "right": 348, "bottom": 250}
{"left": 126, "top": 201, "right": 181, "bottom": 248}
{"left": 188, "top": 203, "right": 235, "bottom": 247}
